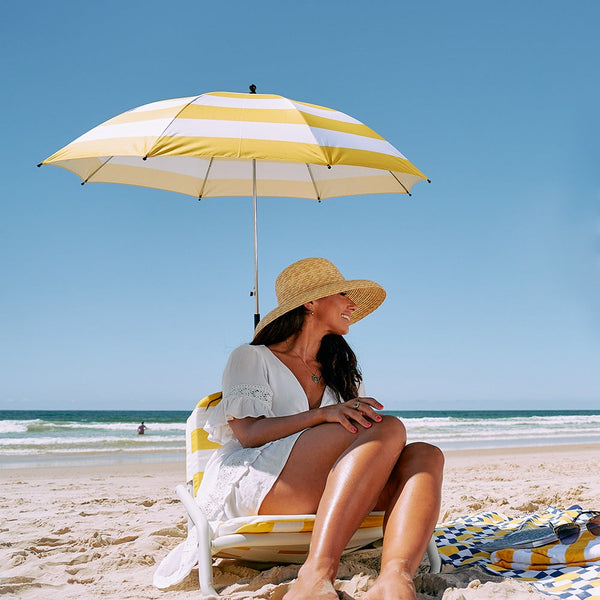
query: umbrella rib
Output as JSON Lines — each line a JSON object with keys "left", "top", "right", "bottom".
{"left": 198, "top": 157, "right": 214, "bottom": 199}
{"left": 82, "top": 156, "right": 114, "bottom": 184}
{"left": 285, "top": 98, "right": 331, "bottom": 166}
{"left": 144, "top": 94, "right": 204, "bottom": 159}
{"left": 388, "top": 170, "right": 412, "bottom": 196}
{"left": 305, "top": 164, "right": 322, "bottom": 202}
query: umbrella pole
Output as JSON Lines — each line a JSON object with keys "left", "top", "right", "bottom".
{"left": 252, "top": 159, "right": 260, "bottom": 330}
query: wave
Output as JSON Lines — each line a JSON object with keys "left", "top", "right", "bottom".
{"left": 21, "top": 421, "right": 185, "bottom": 433}
{"left": 0, "top": 445, "right": 185, "bottom": 456}
{"left": 401, "top": 414, "right": 600, "bottom": 427}
{"left": 408, "top": 430, "right": 600, "bottom": 442}
{"left": 0, "top": 434, "right": 184, "bottom": 448}
{"left": 0, "top": 419, "right": 43, "bottom": 434}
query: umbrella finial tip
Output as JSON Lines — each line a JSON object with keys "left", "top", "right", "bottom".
{"left": 249, "top": 84, "right": 257, "bottom": 94}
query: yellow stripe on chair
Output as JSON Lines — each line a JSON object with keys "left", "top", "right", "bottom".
{"left": 191, "top": 427, "right": 221, "bottom": 453}
{"left": 219, "top": 512, "right": 385, "bottom": 536}
{"left": 196, "top": 392, "right": 222, "bottom": 408}
{"left": 359, "top": 513, "right": 385, "bottom": 529}
{"left": 193, "top": 471, "right": 204, "bottom": 494}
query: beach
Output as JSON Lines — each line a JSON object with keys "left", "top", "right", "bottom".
{"left": 2, "top": 444, "right": 599, "bottom": 599}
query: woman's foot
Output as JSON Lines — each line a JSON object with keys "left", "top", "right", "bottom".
{"left": 282, "top": 565, "right": 339, "bottom": 600}
{"left": 360, "top": 566, "right": 417, "bottom": 600}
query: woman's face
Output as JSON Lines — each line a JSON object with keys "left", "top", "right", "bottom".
{"left": 311, "top": 292, "right": 357, "bottom": 335}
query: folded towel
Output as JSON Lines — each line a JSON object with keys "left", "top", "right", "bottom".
{"left": 492, "top": 531, "right": 600, "bottom": 570}
{"left": 434, "top": 506, "right": 600, "bottom": 600}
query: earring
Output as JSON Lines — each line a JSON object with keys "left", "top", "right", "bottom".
{"left": 311, "top": 312, "right": 314, "bottom": 316}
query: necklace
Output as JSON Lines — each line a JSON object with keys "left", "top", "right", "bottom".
{"left": 289, "top": 349, "right": 322, "bottom": 384}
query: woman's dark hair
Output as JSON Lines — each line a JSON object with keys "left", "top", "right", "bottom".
{"left": 251, "top": 306, "right": 362, "bottom": 401}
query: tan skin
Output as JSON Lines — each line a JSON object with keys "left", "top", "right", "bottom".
{"left": 229, "top": 292, "right": 444, "bottom": 600}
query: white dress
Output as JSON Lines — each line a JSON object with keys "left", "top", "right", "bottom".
{"left": 197, "top": 344, "right": 364, "bottom": 523}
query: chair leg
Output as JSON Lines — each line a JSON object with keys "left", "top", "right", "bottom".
{"left": 426, "top": 536, "right": 442, "bottom": 573}
{"left": 175, "top": 484, "right": 220, "bottom": 598}
{"left": 197, "top": 538, "right": 219, "bottom": 599}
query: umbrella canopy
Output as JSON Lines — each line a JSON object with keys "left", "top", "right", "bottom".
{"left": 40, "top": 90, "right": 429, "bottom": 326}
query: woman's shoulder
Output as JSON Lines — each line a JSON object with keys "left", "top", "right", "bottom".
{"left": 225, "top": 344, "right": 271, "bottom": 371}
{"left": 223, "top": 344, "right": 275, "bottom": 388}
{"left": 228, "top": 343, "right": 267, "bottom": 360}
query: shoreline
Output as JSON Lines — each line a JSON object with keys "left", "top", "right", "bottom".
{"left": 2, "top": 441, "right": 599, "bottom": 474}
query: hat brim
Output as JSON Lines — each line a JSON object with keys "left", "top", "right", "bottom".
{"left": 254, "top": 279, "right": 386, "bottom": 336}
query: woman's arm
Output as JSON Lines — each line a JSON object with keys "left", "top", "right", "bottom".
{"left": 230, "top": 397, "right": 383, "bottom": 448}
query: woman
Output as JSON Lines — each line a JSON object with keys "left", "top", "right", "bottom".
{"left": 199, "top": 257, "right": 444, "bottom": 600}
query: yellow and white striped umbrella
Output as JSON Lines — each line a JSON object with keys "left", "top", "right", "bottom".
{"left": 40, "top": 90, "right": 428, "bottom": 325}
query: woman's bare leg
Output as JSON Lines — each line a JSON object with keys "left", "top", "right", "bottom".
{"left": 362, "top": 442, "right": 445, "bottom": 600}
{"left": 259, "top": 416, "right": 407, "bottom": 600}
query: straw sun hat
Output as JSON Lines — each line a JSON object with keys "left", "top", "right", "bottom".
{"left": 254, "top": 257, "right": 386, "bottom": 336}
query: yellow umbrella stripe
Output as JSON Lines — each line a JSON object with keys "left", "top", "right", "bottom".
{"left": 102, "top": 105, "right": 385, "bottom": 140}
{"left": 149, "top": 135, "right": 330, "bottom": 164}
{"left": 44, "top": 137, "right": 158, "bottom": 162}
{"left": 148, "top": 137, "right": 422, "bottom": 173}
{"left": 209, "top": 91, "right": 296, "bottom": 101}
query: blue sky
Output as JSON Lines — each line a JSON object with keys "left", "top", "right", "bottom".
{"left": 1, "top": 1, "right": 599, "bottom": 411}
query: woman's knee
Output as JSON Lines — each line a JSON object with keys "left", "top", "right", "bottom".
{"left": 366, "top": 415, "right": 406, "bottom": 448}
{"left": 403, "top": 442, "right": 445, "bottom": 473}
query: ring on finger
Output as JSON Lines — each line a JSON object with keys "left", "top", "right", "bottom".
{"left": 352, "top": 401, "right": 360, "bottom": 408}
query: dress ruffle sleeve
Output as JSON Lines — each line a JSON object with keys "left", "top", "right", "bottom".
{"left": 204, "top": 345, "right": 275, "bottom": 444}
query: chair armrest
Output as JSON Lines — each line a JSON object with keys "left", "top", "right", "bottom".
{"left": 175, "top": 484, "right": 210, "bottom": 534}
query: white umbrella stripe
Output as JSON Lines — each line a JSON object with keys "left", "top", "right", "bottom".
{"left": 131, "top": 97, "right": 192, "bottom": 113}
{"left": 287, "top": 102, "right": 363, "bottom": 125}
{"left": 193, "top": 94, "right": 300, "bottom": 111}
{"left": 72, "top": 118, "right": 172, "bottom": 144}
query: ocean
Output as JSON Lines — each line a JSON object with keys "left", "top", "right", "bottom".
{"left": 1, "top": 409, "right": 599, "bottom": 469}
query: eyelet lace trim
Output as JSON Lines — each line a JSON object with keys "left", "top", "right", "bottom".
{"left": 224, "top": 384, "right": 273, "bottom": 409}
{"left": 197, "top": 446, "right": 265, "bottom": 522}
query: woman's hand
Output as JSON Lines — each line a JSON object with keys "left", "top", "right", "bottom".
{"left": 230, "top": 397, "right": 385, "bottom": 447}
{"left": 320, "top": 397, "right": 384, "bottom": 433}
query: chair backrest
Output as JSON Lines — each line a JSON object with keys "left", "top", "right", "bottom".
{"left": 186, "top": 392, "right": 223, "bottom": 496}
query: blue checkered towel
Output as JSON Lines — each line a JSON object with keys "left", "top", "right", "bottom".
{"left": 434, "top": 506, "right": 600, "bottom": 600}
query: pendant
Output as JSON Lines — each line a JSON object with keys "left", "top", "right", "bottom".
{"left": 312, "top": 374, "right": 321, "bottom": 383}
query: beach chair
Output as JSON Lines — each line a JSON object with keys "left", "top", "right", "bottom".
{"left": 176, "top": 392, "right": 441, "bottom": 598}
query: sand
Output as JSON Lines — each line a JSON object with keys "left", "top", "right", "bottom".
{"left": 1, "top": 444, "right": 599, "bottom": 599}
